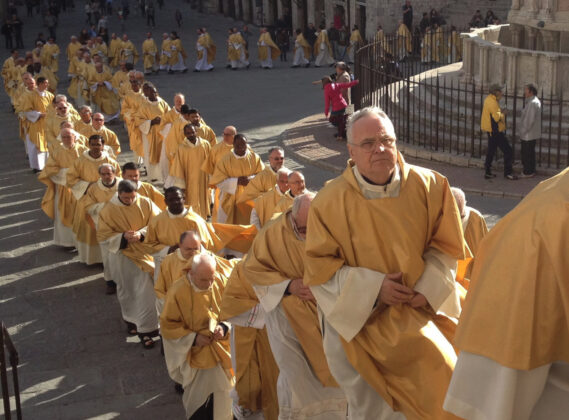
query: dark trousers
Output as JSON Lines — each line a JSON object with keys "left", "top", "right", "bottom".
{"left": 485, "top": 132, "right": 513, "bottom": 176}
{"left": 329, "top": 108, "right": 347, "bottom": 138}
{"left": 147, "top": 14, "right": 155, "bottom": 27}
{"left": 189, "top": 393, "right": 214, "bottom": 420}
{"left": 4, "top": 35, "right": 13, "bottom": 49}
{"left": 521, "top": 139, "right": 537, "bottom": 175}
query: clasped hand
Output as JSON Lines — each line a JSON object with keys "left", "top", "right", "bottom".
{"left": 288, "top": 278, "right": 315, "bottom": 301}
{"left": 123, "top": 230, "right": 142, "bottom": 243}
{"left": 378, "top": 272, "right": 427, "bottom": 308}
{"left": 194, "top": 325, "right": 226, "bottom": 347}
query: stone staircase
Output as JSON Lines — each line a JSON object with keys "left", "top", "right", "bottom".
{"left": 440, "top": 0, "right": 512, "bottom": 28}
{"left": 373, "top": 65, "right": 569, "bottom": 170}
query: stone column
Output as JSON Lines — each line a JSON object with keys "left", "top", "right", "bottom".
{"left": 242, "top": 0, "right": 251, "bottom": 22}
{"left": 291, "top": 0, "right": 299, "bottom": 29}
{"left": 307, "top": 0, "right": 315, "bottom": 25}
{"left": 511, "top": 0, "right": 520, "bottom": 10}
{"left": 542, "top": 30, "right": 560, "bottom": 53}
{"left": 479, "top": 45, "right": 489, "bottom": 87}
{"left": 510, "top": 24, "right": 523, "bottom": 49}
{"left": 506, "top": 50, "right": 518, "bottom": 91}
{"left": 526, "top": 27, "right": 537, "bottom": 50}
{"left": 548, "top": 55, "right": 559, "bottom": 97}
{"left": 462, "top": 36, "right": 473, "bottom": 82}
{"left": 277, "top": 0, "right": 283, "bottom": 22}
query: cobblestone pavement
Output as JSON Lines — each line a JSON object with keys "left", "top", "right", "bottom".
{"left": 0, "top": 2, "right": 541, "bottom": 419}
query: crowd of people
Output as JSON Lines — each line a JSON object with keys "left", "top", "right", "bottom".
{"left": 2, "top": 3, "right": 567, "bottom": 420}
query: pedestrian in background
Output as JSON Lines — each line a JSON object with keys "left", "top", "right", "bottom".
{"left": 174, "top": 9, "right": 182, "bottom": 28}
{"left": 402, "top": 0, "right": 413, "bottom": 31}
{"left": 11, "top": 15, "right": 24, "bottom": 48}
{"left": 322, "top": 76, "right": 359, "bottom": 141}
{"left": 519, "top": 83, "right": 541, "bottom": 177}
{"left": 276, "top": 28, "right": 289, "bottom": 62}
{"left": 481, "top": 84, "right": 516, "bottom": 180}
{"left": 1, "top": 19, "right": 13, "bottom": 49}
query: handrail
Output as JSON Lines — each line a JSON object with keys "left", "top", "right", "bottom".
{"left": 1, "top": 322, "right": 22, "bottom": 420}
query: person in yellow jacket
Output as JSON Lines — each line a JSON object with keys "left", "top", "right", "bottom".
{"left": 292, "top": 29, "right": 311, "bottom": 67}
{"left": 396, "top": 20, "right": 412, "bottom": 61}
{"left": 257, "top": 27, "right": 280, "bottom": 69}
{"left": 347, "top": 25, "right": 364, "bottom": 64}
{"left": 314, "top": 25, "right": 334, "bottom": 67}
{"left": 142, "top": 32, "right": 158, "bottom": 74}
{"left": 481, "top": 84, "right": 516, "bottom": 179}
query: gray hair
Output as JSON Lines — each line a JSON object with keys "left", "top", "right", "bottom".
{"left": 450, "top": 187, "right": 466, "bottom": 216}
{"left": 79, "top": 105, "right": 92, "bottom": 113}
{"left": 291, "top": 192, "right": 315, "bottom": 219}
{"left": 55, "top": 94, "right": 68, "bottom": 103}
{"left": 277, "top": 167, "right": 291, "bottom": 178}
{"left": 190, "top": 253, "right": 216, "bottom": 274}
{"left": 346, "top": 106, "right": 396, "bottom": 144}
{"left": 268, "top": 146, "right": 284, "bottom": 156}
{"left": 98, "top": 163, "right": 115, "bottom": 174}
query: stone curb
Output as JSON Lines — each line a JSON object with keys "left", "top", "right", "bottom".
{"left": 282, "top": 115, "right": 535, "bottom": 199}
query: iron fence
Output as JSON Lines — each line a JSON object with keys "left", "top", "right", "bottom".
{"left": 1, "top": 322, "right": 22, "bottom": 420}
{"left": 353, "top": 39, "right": 569, "bottom": 169}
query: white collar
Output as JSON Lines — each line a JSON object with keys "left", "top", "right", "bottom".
{"left": 83, "top": 150, "right": 109, "bottom": 162}
{"left": 184, "top": 137, "right": 201, "bottom": 148}
{"left": 168, "top": 207, "right": 189, "bottom": 218}
{"left": 353, "top": 164, "right": 401, "bottom": 198}
{"left": 233, "top": 150, "right": 249, "bottom": 160}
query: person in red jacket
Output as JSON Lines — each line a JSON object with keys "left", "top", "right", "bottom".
{"left": 322, "top": 76, "right": 359, "bottom": 141}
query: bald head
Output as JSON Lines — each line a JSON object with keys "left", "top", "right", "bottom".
{"left": 222, "top": 126, "right": 236, "bottom": 145}
{"left": 174, "top": 93, "right": 185, "bottom": 111}
{"left": 288, "top": 171, "right": 306, "bottom": 196}
{"left": 189, "top": 253, "right": 217, "bottom": 290}
{"left": 92, "top": 113, "right": 104, "bottom": 129}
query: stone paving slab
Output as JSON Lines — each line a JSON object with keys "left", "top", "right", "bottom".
{"left": 283, "top": 113, "right": 560, "bottom": 199}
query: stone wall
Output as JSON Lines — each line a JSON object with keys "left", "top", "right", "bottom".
{"left": 461, "top": 25, "right": 569, "bottom": 96}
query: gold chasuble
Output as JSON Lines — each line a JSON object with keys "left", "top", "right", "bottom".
{"left": 66, "top": 151, "right": 121, "bottom": 196}
{"left": 272, "top": 191, "right": 294, "bottom": 215}
{"left": 209, "top": 150, "right": 265, "bottom": 225}
{"left": 79, "top": 125, "right": 121, "bottom": 156}
{"left": 219, "top": 260, "right": 279, "bottom": 420}
{"left": 88, "top": 67, "right": 120, "bottom": 115}
{"left": 257, "top": 32, "right": 281, "bottom": 61}
{"left": 253, "top": 187, "right": 284, "bottom": 227}
{"left": 455, "top": 167, "right": 569, "bottom": 371}
{"left": 38, "top": 142, "right": 87, "bottom": 224}
{"left": 136, "top": 181, "right": 166, "bottom": 210}
{"left": 244, "top": 212, "right": 338, "bottom": 388}
{"left": 463, "top": 208, "right": 488, "bottom": 257}
{"left": 142, "top": 38, "right": 158, "bottom": 70}
{"left": 202, "top": 141, "right": 233, "bottom": 175}
{"left": 135, "top": 97, "right": 171, "bottom": 164}
{"left": 397, "top": 23, "right": 412, "bottom": 54}
{"left": 24, "top": 89, "right": 55, "bottom": 153}
{"left": 295, "top": 34, "right": 311, "bottom": 59}
{"left": 120, "top": 90, "right": 144, "bottom": 157}
{"left": 305, "top": 157, "right": 466, "bottom": 420}
{"left": 97, "top": 195, "right": 160, "bottom": 274}
{"left": 160, "top": 274, "right": 232, "bottom": 372}
{"left": 238, "top": 166, "right": 276, "bottom": 204}
{"left": 164, "top": 116, "right": 189, "bottom": 163}
{"left": 169, "top": 138, "right": 212, "bottom": 219}
{"left": 144, "top": 207, "right": 221, "bottom": 253}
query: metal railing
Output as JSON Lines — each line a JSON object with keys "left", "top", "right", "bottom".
{"left": 1, "top": 322, "right": 22, "bottom": 420}
{"left": 353, "top": 38, "right": 569, "bottom": 169}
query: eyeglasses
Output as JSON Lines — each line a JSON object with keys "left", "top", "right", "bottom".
{"left": 349, "top": 136, "right": 395, "bottom": 152}
{"left": 271, "top": 157, "right": 284, "bottom": 160}
{"left": 93, "top": 118, "right": 104, "bottom": 121}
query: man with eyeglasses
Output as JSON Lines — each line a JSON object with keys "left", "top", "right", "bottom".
{"left": 273, "top": 170, "right": 306, "bottom": 214}
{"left": 244, "top": 193, "right": 348, "bottom": 418}
{"left": 304, "top": 106, "right": 466, "bottom": 419}
{"left": 239, "top": 146, "right": 285, "bottom": 204}
{"left": 80, "top": 112, "right": 121, "bottom": 156}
